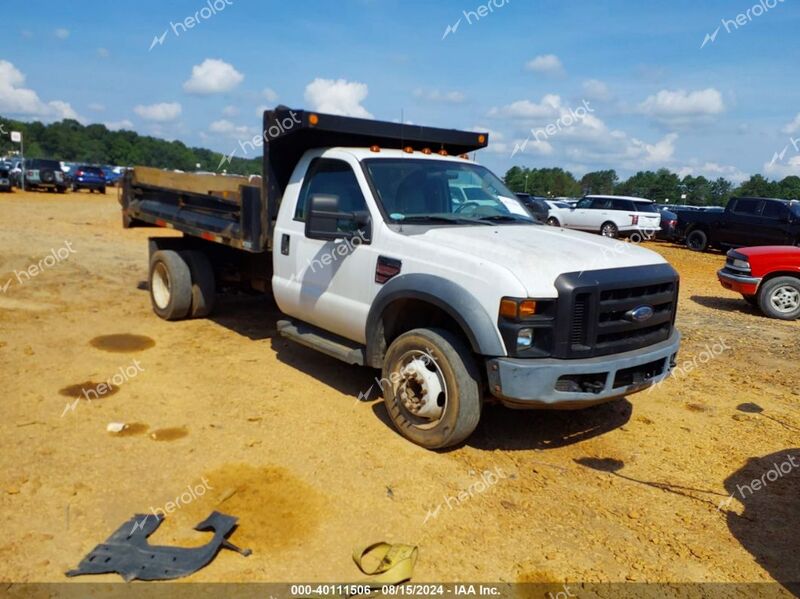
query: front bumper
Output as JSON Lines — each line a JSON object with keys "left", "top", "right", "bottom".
{"left": 486, "top": 329, "right": 681, "bottom": 409}
{"left": 717, "top": 268, "right": 761, "bottom": 296}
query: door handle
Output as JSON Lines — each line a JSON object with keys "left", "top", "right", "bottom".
{"left": 281, "top": 234, "right": 290, "bottom": 255}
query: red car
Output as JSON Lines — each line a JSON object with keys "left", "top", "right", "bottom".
{"left": 718, "top": 246, "right": 800, "bottom": 320}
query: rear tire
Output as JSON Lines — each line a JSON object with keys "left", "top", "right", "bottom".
{"left": 381, "top": 328, "right": 482, "bottom": 449}
{"left": 600, "top": 221, "right": 618, "bottom": 238}
{"left": 758, "top": 276, "right": 800, "bottom": 320}
{"left": 149, "top": 250, "right": 192, "bottom": 321}
{"left": 182, "top": 250, "right": 217, "bottom": 318}
{"left": 99, "top": 186, "right": 106, "bottom": 194}
{"left": 686, "top": 229, "right": 708, "bottom": 252}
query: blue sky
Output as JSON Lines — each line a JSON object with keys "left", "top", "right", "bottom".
{"left": 2, "top": 0, "right": 800, "bottom": 181}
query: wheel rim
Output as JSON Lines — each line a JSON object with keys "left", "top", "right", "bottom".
{"left": 547, "top": 218, "right": 558, "bottom": 226}
{"left": 392, "top": 349, "right": 447, "bottom": 429}
{"left": 602, "top": 224, "right": 616, "bottom": 237}
{"left": 769, "top": 285, "right": 800, "bottom": 313}
{"left": 151, "top": 262, "right": 171, "bottom": 310}
{"left": 688, "top": 233, "right": 703, "bottom": 249}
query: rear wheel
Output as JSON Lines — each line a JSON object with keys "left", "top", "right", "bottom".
{"left": 381, "top": 328, "right": 482, "bottom": 449}
{"left": 149, "top": 250, "right": 192, "bottom": 320}
{"left": 600, "top": 221, "right": 618, "bottom": 238}
{"left": 182, "top": 250, "right": 216, "bottom": 318}
{"left": 99, "top": 186, "right": 106, "bottom": 194}
{"left": 758, "top": 276, "right": 800, "bottom": 320}
{"left": 546, "top": 216, "right": 560, "bottom": 226}
{"left": 686, "top": 229, "right": 709, "bottom": 252}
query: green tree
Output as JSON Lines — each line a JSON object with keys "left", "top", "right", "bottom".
{"left": 580, "top": 170, "right": 618, "bottom": 195}
{"left": 735, "top": 174, "right": 778, "bottom": 198}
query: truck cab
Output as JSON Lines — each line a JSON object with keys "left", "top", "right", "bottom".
{"left": 122, "top": 107, "right": 681, "bottom": 449}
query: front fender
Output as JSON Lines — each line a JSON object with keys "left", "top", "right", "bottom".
{"left": 365, "top": 273, "right": 505, "bottom": 368}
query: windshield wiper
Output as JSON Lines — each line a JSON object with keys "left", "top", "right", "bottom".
{"left": 476, "top": 214, "right": 534, "bottom": 223}
{"left": 397, "top": 215, "right": 494, "bottom": 226}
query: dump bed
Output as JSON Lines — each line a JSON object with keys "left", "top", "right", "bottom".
{"left": 121, "top": 106, "right": 489, "bottom": 253}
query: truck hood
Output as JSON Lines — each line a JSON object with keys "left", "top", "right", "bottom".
{"left": 417, "top": 224, "right": 668, "bottom": 296}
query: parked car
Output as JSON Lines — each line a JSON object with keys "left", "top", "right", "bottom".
{"left": 657, "top": 209, "right": 679, "bottom": 241}
{"left": 542, "top": 200, "right": 573, "bottom": 227}
{"left": 555, "top": 195, "right": 662, "bottom": 238}
{"left": 23, "top": 158, "right": 68, "bottom": 193}
{"left": 0, "top": 163, "right": 12, "bottom": 192}
{"left": 72, "top": 166, "right": 106, "bottom": 193}
{"left": 718, "top": 246, "right": 800, "bottom": 320}
{"left": 679, "top": 197, "right": 800, "bottom": 252}
{"left": 9, "top": 159, "right": 23, "bottom": 187}
{"left": 121, "top": 107, "right": 682, "bottom": 449}
{"left": 515, "top": 193, "right": 549, "bottom": 222}
{"left": 101, "top": 166, "right": 122, "bottom": 187}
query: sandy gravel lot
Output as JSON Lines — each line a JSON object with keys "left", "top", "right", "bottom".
{"left": 0, "top": 189, "right": 798, "bottom": 591}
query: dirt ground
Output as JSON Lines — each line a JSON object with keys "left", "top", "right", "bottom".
{"left": 0, "top": 188, "right": 798, "bottom": 589}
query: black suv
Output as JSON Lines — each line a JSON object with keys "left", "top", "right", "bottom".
{"left": 24, "top": 158, "right": 68, "bottom": 193}
{"left": 515, "top": 193, "right": 550, "bottom": 222}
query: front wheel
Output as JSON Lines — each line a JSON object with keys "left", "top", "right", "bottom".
{"left": 546, "top": 216, "right": 560, "bottom": 226}
{"left": 381, "top": 328, "right": 482, "bottom": 449}
{"left": 758, "top": 276, "right": 800, "bottom": 320}
{"left": 600, "top": 221, "right": 618, "bottom": 238}
{"left": 149, "top": 250, "right": 192, "bottom": 320}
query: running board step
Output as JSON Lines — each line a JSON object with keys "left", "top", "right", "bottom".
{"left": 277, "top": 320, "right": 365, "bottom": 366}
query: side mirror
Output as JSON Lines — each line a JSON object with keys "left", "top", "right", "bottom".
{"left": 305, "top": 194, "right": 371, "bottom": 242}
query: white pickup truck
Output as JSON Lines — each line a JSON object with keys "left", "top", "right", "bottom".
{"left": 121, "top": 107, "right": 681, "bottom": 449}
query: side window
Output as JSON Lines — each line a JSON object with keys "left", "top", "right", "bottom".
{"left": 611, "top": 199, "right": 634, "bottom": 211}
{"left": 761, "top": 201, "right": 788, "bottom": 220}
{"left": 576, "top": 198, "right": 593, "bottom": 209}
{"left": 591, "top": 198, "right": 612, "bottom": 209}
{"left": 294, "top": 159, "right": 368, "bottom": 225}
{"left": 731, "top": 198, "right": 762, "bottom": 215}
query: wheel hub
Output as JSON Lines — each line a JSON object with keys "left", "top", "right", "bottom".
{"left": 770, "top": 286, "right": 800, "bottom": 313}
{"left": 398, "top": 357, "right": 444, "bottom": 419}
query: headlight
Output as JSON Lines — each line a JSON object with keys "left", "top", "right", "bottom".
{"left": 732, "top": 258, "right": 750, "bottom": 270}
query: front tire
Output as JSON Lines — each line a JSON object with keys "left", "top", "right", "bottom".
{"left": 758, "top": 276, "right": 800, "bottom": 320}
{"left": 381, "top": 328, "right": 482, "bottom": 449}
{"left": 686, "top": 229, "right": 708, "bottom": 252}
{"left": 600, "top": 221, "right": 618, "bottom": 238}
{"left": 149, "top": 250, "right": 192, "bottom": 320}
{"left": 546, "top": 217, "right": 560, "bottom": 226}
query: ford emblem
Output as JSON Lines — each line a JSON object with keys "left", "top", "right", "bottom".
{"left": 626, "top": 306, "right": 654, "bottom": 322}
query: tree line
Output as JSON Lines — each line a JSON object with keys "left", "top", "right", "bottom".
{"left": 0, "top": 117, "right": 260, "bottom": 176}
{"left": 503, "top": 166, "right": 800, "bottom": 206}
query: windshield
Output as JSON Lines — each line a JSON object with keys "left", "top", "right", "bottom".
{"left": 791, "top": 202, "right": 800, "bottom": 218}
{"left": 363, "top": 158, "right": 533, "bottom": 223}
{"left": 632, "top": 201, "right": 658, "bottom": 213}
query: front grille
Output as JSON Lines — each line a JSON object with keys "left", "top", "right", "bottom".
{"left": 555, "top": 264, "right": 679, "bottom": 359}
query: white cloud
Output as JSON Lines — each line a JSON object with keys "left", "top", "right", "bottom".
{"left": 764, "top": 154, "right": 800, "bottom": 179}
{"left": 413, "top": 88, "right": 466, "bottom": 104}
{"left": 105, "top": 119, "right": 134, "bottom": 131}
{"left": 782, "top": 113, "right": 800, "bottom": 135}
{"left": 638, "top": 88, "right": 725, "bottom": 125}
{"left": 55, "top": 28, "right": 70, "bottom": 40}
{"left": 632, "top": 133, "right": 679, "bottom": 163}
{"left": 133, "top": 102, "right": 182, "bottom": 122}
{"left": 583, "top": 79, "right": 612, "bottom": 102}
{"left": 262, "top": 87, "right": 279, "bottom": 102}
{"left": 304, "top": 78, "right": 373, "bottom": 118}
{"left": 97, "top": 47, "right": 110, "bottom": 59}
{"left": 208, "top": 119, "right": 254, "bottom": 139}
{"left": 524, "top": 54, "right": 565, "bottom": 76}
{"left": 488, "top": 95, "right": 562, "bottom": 120}
{"left": 183, "top": 59, "right": 244, "bottom": 95}
{"left": 677, "top": 161, "right": 748, "bottom": 183}
{"left": 222, "top": 105, "right": 239, "bottom": 117}
{"left": 88, "top": 103, "right": 105, "bottom": 112}
{"left": 0, "top": 60, "right": 81, "bottom": 121}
